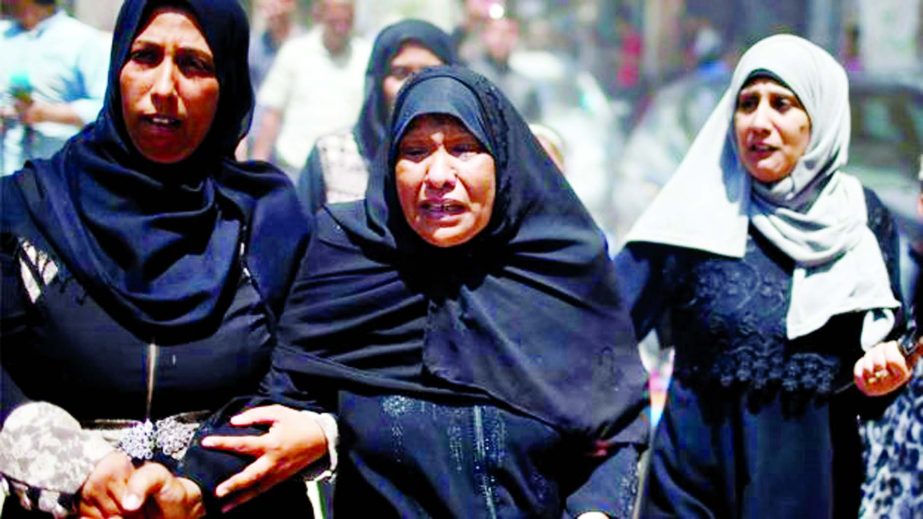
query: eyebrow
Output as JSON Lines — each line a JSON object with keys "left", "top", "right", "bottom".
{"left": 130, "top": 39, "right": 214, "bottom": 60}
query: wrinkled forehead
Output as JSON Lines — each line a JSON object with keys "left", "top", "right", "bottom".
{"left": 399, "top": 114, "right": 476, "bottom": 141}
{"left": 132, "top": 4, "right": 209, "bottom": 46}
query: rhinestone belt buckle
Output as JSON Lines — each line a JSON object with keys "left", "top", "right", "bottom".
{"left": 116, "top": 417, "right": 199, "bottom": 461}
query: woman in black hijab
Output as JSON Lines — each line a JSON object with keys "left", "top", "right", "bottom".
{"left": 190, "top": 66, "right": 648, "bottom": 517}
{"left": 0, "top": 0, "right": 312, "bottom": 516}
{"left": 295, "top": 19, "right": 457, "bottom": 215}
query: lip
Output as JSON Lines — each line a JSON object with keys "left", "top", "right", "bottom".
{"left": 746, "top": 142, "right": 777, "bottom": 159}
{"left": 419, "top": 198, "right": 466, "bottom": 219}
{"left": 140, "top": 113, "right": 182, "bottom": 131}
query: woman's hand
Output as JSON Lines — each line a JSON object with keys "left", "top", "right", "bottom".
{"left": 120, "top": 463, "right": 205, "bottom": 519}
{"left": 78, "top": 455, "right": 204, "bottom": 519}
{"left": 77, "top": 451, "right": 135, "bottom": 518}
{"left": 854, "top": 340, "right": 913, "bottom": 396}
{"left": 200, "top": 405, "right": 328, "bottom": 513}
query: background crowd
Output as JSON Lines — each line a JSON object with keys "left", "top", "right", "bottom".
{"left": 3, "top": 0, "right": 922, "bottom": 241}
{"left": 0, "top": 0, "right": 922, "bottom": 517}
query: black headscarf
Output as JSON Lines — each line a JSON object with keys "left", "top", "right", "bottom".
{"left": 353, "top": 19, "right": 457, "bottom": 162}
{"left": 279, "top": 67, "right": 647, "bottom": 444}
{"left": 1, "top": 0, "right": 309, "bottom": 343}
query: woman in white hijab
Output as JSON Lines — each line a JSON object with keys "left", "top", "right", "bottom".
{"left": 615, "top": 34, "right": 914, "bottom": 517}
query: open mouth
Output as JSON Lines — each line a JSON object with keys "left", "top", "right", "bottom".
{"left": 748, "top": 143, "right": 776, "bottom": 153}
{"left": 143, "top": 114, "right": 181, "bottom": 128}
{"left": 420, "top": 200, "right": 465, "bottom": 216}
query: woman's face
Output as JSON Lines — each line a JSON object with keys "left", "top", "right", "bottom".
{"left": 395, "top": 114, "right": 496, "bottom": 247}
{"left": 120, "top": 7, "right": 219, "bottom": 164}
{"left": 733, "top": 77, "right": 811, "bottom": 183}
{"left": 382, "top": 42, "right": 444, "bottom": 109}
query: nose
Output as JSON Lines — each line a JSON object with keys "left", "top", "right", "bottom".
{"left": 749, "top": 100, "right": 772, "bottom": 132}
{"left": 150, "top": 61, "right": 176, "bottom": 101}
{"left": 424, "top": 147, "right": 457, "bottom": 191}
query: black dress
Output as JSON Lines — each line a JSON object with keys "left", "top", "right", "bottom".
{"left": 183, "top": 66, "right": 648, "bottom": 518}
{"left": 0, "top": 220, "right": 311, "bottom": 518}
{"left": 185, "top": 207, "right": 641, "bottom": 518}
{"left": 616, "top": 190, "right": 902, "bottom": 518}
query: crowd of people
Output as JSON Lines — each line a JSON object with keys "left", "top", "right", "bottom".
{"left": 0, "top": 0, "right": 920, "bottom": 518}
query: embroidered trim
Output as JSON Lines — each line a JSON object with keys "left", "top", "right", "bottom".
{"left": 675, "top": 348, "right": 841, "bottom": 394}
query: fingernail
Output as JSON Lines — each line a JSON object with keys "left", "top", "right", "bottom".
{"left": 201, "top": 438, "right": 214, "bottom": 447}
{"left": 216, "top": 484, "right": 228, "bottom": 498}
{"left": 122, "top": 493, "right": 142, "bottom": 511}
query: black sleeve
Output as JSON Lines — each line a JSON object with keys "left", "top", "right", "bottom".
{"left": 564, "top": 443, "right": 641, "bottom": 518}
{"left": 864, "top": 188, "right": 904, "bottom": 337}
{"left": 613, "top": 242, "right": 678, "bottom": 341}
{"left": 295, "top": 145, "right": 328, "bottom": 217}
{"left": 177, "top": 235, "right": 334, "bottom": 510}
{"left": 1, "top": 234, "right": 32, "bottom": 426}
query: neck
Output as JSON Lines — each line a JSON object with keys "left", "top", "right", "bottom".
{"left": 268, "top": 19, "right": 292, "bottom": 45}
{"left": 322, "top": 31, "right": 346, "bottom": 56}
{"left": 18, "top": 4, "right": 55, "bottom": 31}
{"left": 487, "top": 55, "right": 510, "bottom": 71}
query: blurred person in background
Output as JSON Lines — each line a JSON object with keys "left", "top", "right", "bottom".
{"left": 245, "top": 0, "right": 304, "bottom": 154}
{"left": 529, "top": 122, "right": 565, "bottom": 173}
{"left": 250, "top": 0, "right": 370, "bottom": 179}
{"left": 249, "top": 0, "right": 302, "bottom": 90}
{"left": 468, "top": 6, "right": 541, "bottom": 122}
{"left": 841, "top": 24, "right": 863, "bottom": 73}
{"left": 687, "top": 19, "right": 729, "bottom": 79}
{"left": 613, "top": 6, "right": 643, "bottom": 116}
{"left": 0, "top": 0, "right": 108, "bottom": 176}
{"left": 296, "top": 18, "right": 457, "bottom": 215}
{"left": 617, "top": 34, "right": 910, "bottom": 517}
{"left": 450, "top": 0, "right": 493, "bottom": 63}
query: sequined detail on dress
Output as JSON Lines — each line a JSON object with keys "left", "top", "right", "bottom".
{"left": 86, "top": 411, "right": 208, "bottom": 461}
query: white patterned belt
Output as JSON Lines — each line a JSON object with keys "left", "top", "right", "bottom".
{"left": 83, "top": 411, "right": 210, "bottom": 461}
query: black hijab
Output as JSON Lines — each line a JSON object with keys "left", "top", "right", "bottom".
{"left": 279, "top": 67, "right": 647, "bottom": 444}
{"left": 353, "top": 19, "right": 457, "bottom": 163}
{"left": 1, "top": 0, "right": 309, "bottom": 343}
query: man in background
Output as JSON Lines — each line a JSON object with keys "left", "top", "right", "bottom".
{"left": 468, "top": 8, "right": 541, "bottom": 122}
{"left": 0, "top": 0, "right": 108, "bottom": 175}
{"left": 245, "top": 0, "right": 303, "bottom": 154}
{"left": 250, "top": 0, "right": 370, "bottom": 179}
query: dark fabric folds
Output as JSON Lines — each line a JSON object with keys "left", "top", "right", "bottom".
{"left": 0, "top": 0, "right": 309, "bottom": 343}
{"left": 277, "top": 66, "right": 648, "bottom": 444}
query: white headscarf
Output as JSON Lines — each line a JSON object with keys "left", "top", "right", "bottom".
{"left": 625, "top": 34, "right": 898, "bottom": 343}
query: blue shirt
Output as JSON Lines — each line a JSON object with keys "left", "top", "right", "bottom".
{"left": 0, "top": 10, "right": 109, "bottom": 175}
